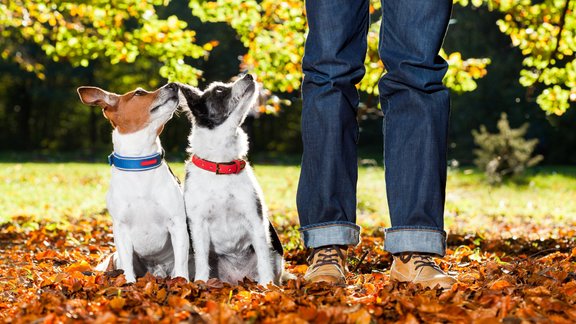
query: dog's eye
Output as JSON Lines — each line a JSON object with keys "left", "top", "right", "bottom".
{"left": 150, "top": 106, "right": 160, "bottom": 113}
{"left": 134, "top": 89, "right": 147, "bottom": 96}
{"left": 215, "top": 87, "right": 224, "bottom": 93}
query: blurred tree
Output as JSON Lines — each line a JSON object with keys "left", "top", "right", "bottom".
{"left": 455, "top": 0, "right": 576, "bottom": 115}
{"left": 472, "top": 112, "right": 543, "bottom": 184}
{"left": 0, "top": 0, "right": 212, "bottom": 85}
{"left": 0, "top": 0, "right": 574, "bottom": 163}
{"left": 0, "top": 0, "right": 217, "bottom": 153}
{"left": 190, "top": 0, "right": 491, "bottom": 112}
{"left": 191, "top": 0, "right": 575, "bottom": 115}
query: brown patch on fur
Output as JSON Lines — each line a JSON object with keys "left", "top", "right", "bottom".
{"left": 78, "top": 87, "right": 161, "bottom": 134}
{"left": 105, "top": 89, "right": 159, "bottom": 134}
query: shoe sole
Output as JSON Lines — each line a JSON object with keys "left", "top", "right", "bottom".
{"left": 305, "top": 274, "right": 346, "bottom": 285}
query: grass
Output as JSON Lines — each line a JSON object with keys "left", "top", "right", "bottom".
{"left": 2, "top": 162, "right": 575, "bottom": 236}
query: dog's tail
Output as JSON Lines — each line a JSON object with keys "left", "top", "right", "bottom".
{"left": 279, "top": 269, "right": 297, "bottom": 283}
{"left": 95, "top": 252, "right": 117, "bottom": 272}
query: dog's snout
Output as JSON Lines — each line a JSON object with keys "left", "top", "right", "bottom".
{"left": 243, "top": 74, "right": 253, "bottom": 81}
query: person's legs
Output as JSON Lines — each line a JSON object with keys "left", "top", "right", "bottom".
{"left": 298, "top": 0, "right": 369, "bottom": 248}
{"left": 379, "top": 0, "right": 452, "bottom": 256}
{"left": 298, "top": 0, "right": 369, "bottom": 284}
{"left": 378, "top": 0, "right": 455, "bottom": 288}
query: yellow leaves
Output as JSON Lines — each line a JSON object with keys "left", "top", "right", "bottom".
{"left": 203, "top": 40, "right": 220, "bottom": 51}
{"left": 291, "top": 264, "right": 308, "bottom": 275}
{"left": 235, "top": 289, "right": 252, "bottom": 301}
{"left": 166, "top": 15, "right": 180, "bottom": 30}
{"left": 40, "top": 273, "right": 66, "bottom": 288}
{"left": 109, "top": 296, "right": 125, "bottom": 311}
{"left": 69, "top": 4, "right": 87, "bottom": 18}
{"left": 443, "top": 50, "right": 491, "bottom": 93}
{"left": 65, "top": 260, "right": 91, "bottom": 273}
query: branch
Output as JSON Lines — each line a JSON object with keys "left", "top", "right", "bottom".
{"left": 537, "top": 0, "right": 572, "bottom": 83}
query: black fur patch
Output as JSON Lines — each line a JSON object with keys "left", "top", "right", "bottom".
{"left": 254, "top": 193, "right": 263, "bottom": 220}
{"left": 255, "top": 192, "right": 283, "bottom": 255}
{"left": 190, "top": 85, "right": 232, "bottom": 129}
{"left": 268, "top": 221, "right": 284, "bottom": 256}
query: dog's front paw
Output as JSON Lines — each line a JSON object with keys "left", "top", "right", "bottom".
{"left": 125, "top": 274, "right": 137, "bottom": 283}
{"left": 173, "top": 273, "right": 190, "bottom": 282}
{"left": 257, "top": 276, "right": 275, "bottom": 286}
{"left": 193, "top": 265, "right": 210, "bottom": 282}
{"left": 194, "top": 274, "right": 209, "bottom": 282}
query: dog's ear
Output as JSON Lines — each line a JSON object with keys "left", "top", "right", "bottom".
{"left": 77, "top": 87, "right": 119, "bottom": 111}
{"left": 177, "top": 83, "right": 202, "bottom": 109}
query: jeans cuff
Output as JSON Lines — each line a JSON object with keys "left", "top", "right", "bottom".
{"left": 384, "top": 226, "right": 447, "bottom": 256}
{"left": 299, "top": 221, "right": 361, "bottom": 248}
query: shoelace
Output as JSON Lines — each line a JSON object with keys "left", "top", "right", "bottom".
{"left": 308, "top": 246, "right": 344, "bottom": 267}
{"left": 398, "top": 253, "right": 444, "bottom": 272}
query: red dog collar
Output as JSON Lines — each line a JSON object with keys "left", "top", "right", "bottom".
{"left": 191, "top": 155, "right": 246, "bottom": 175}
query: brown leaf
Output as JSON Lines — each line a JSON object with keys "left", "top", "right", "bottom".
{"left": 65, "top": 261, "right": 91, "bottom": 273}
{"left": 156, "top": 288, "right": 167, "bottom": 303}
{"left": 297, "top": 306, "right": 317, "bottom": 321}
{"left": 524, "top": 286, "right": 551, "bottom": 296}
{"left": 109, "top": 296, "right": 125, "bottom": 311}
{"left": 489, "top": 279, "right": 514, "bottom": 290}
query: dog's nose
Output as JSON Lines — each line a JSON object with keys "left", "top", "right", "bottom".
{"left": 243, "top": 74, "right": 253, "bottom": 81}
{"left": 166, "top": 82, "right": 178, "bottom": 91}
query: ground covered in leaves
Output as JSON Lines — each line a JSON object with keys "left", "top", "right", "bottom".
{"left": 2, "top": 216, "right": 576, "bottom": 323}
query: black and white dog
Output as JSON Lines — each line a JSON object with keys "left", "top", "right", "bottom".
{"left": 178, "top": 74, "right": 287, "bottom": 285}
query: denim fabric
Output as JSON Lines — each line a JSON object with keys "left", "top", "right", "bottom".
{"left": 298, "top": 0, "right": 452, "bottom": 255}
{"left": 300, "top": 221, "right": 361, "bottom": 249}
{"left": 384, "top": 226, "right": 447, "bottom": 257}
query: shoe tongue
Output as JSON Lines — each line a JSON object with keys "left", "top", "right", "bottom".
{"left": 316, "top": 247, "right": 341, "bottom": 263}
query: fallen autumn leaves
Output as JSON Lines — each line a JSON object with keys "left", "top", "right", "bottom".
{"left": 1, "top": 216, "right": 576, "bottom": 323}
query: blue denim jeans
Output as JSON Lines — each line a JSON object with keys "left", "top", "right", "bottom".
{"left": 297, "top": 0, "right": 452, "bottom": 256}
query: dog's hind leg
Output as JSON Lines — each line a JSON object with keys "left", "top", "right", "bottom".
{"left": 248, "top": 219, "right": 275, "bottom": 285}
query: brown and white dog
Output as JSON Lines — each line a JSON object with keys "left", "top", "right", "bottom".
{"left": 77, "top": 83, "right": 191, "bottom": 282}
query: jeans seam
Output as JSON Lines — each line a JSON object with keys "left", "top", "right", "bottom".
{"left": 300, "top": 222, "right": 360, "bottom": 232}
{"left": 386, "top": 228, "right": 445, "bottom": 234}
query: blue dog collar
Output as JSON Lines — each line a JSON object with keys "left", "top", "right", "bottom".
{"left": 108, "top": 152, "right": 163, "bottom": 171}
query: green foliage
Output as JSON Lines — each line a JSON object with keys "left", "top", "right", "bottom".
{"left": 191, "top": 0, "right": 306, "bottom": 95}
{"left": 1, "top": 0, "right": 573, "bottom": 114}
{"left": 442, "top": 50, "right": 492, "bottom": 93}
{"left": 455, "top": 0, "right": 576, "bottom": 115}
{"left": 191, "top": 0, "right": 490, "bottom": 101}
{"left": 472, "top": 113, "right": 543, "bottom": 184}
{"left": 0, "top": 0, "right": 210, "bottom": 85}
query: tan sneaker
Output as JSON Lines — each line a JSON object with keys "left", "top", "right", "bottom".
{"left": 304, "top": 245, "right": 347, "bottom": 285}
{"left": 390, "top": 253, "right": 456, "bottom": 289}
